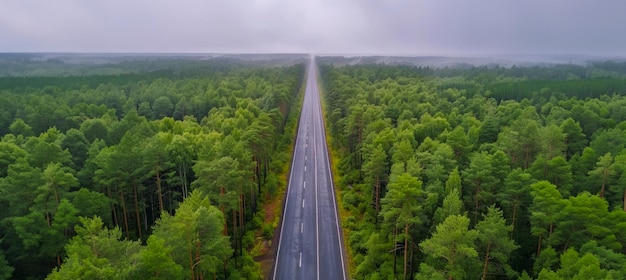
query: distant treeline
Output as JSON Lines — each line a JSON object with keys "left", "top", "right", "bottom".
{"left": 488, "top": 78, "right": 626, "bottom": 100}
{"left": 0, "top": 73, "right": 156, "bottom": 91}
{"left": 319, "top": 57, "right": 626, "bottom": 101}
{"left": 0, "top": 53, "right": 308, "bottom": 78}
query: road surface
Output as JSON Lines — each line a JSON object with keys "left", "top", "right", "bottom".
{"left": 272, "top": 57, "right": 347, "bottom": 280}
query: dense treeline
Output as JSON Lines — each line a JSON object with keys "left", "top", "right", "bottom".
{"left": 319, "top": 60, "right": 626, "bottom": 279}
{"left": 0, "top": 53, "right": 308, "bottom": 78}
{"left": 0, "top": 57, "right": 305, "bottom": 279}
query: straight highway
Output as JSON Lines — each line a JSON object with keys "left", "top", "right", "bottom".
{"left": 272, "top": 56, "right": 347, "bottom": 280}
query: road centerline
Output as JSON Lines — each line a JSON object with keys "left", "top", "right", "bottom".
{"left": 273, "top": 56, "right": 347, "bottom": 280}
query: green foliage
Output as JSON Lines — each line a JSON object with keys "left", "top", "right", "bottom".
{"left": 462, "top": 151, "right": 499, "bottom": 224}
{"left": 0, "top": 56, "right": 305, "bottom": 279}
{"left": 432, "top": 189, "right": 464, "bottom": 227}
{"left": 319, "top": 60, "right": 626, "bottom": 278}
{"left": 47, "top": 216, "right": 142, "bottom": 280}
{"left": 537, "top": 248, "right": 610, "bottom": 279}
{"left": 533, "top": 247, "right": 559, "bottom": 276}
{"left": 152, "top": 190, "right": 232, "bottom": 279}
{"left": 5, "top": 55, "right": 626, "bottom": 279}
{"left": 132, "top": 235, "right": 184, "bottom": 279}
{"left": 381, "top": 173, "right": 423, "bottom": 229}
{"left": 529, "top": 181, "right": 566, "bottom": 251}
{"left": 474, "top": 206, "right": 519, "bottom": 279}
{"left": 420, "top": 215, "right": 479, "bottom": 280}
{"left": 560, "top": 192, "right": 617, "bottom": 250}
{"left": 69, "top": 188, "right": 112, "bottom": 225}
{"left": 0, "top": 250, "right": 12, "bottom": 280}
{"left": 9, "top": 118, "right": 33, "bottom": 137}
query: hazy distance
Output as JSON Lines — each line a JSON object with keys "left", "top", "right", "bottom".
{"left": 1, "top": 0, "right": 626, "bottom": 56}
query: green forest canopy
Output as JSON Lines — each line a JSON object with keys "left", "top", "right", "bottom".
{"left": 2, "top": 54, "right": 626, "bottom": 279}
{"left": 318, "top": 57, "right": 626, "bottom": 279}
{"left": 0, "top": 55, "right": 305, "bottom": 279}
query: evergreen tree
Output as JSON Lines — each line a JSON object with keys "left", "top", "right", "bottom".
{"left": 474, "top": 206, "right": 518, "bottom": 280}
{"left": 381, "top": 173, "right": 424, "bottom": 280}
{"left": 419, "top": 215, "right": 479, "bottom": 280}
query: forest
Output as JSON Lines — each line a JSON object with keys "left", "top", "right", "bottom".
{"left": 0, "top": 54, "right": 306, "bottom": 279}
{"left": 3, "top": 54, "right": 626, "bottom": 280}
{"left": 318, "top": 57, "right": 626, "bottom": 279}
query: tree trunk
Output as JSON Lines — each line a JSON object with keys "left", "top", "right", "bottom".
{"left": 623, "top": 188, "right": 626, "bottom": 212}
{"left": 251, "top": 181, "right": 257, "bottom": 214}
{"left": 196, "top": 241, "right": 202, "bottom": 280}
{"left": 220, "top": 187, "right": 227, "bottom": 236}
{"left": 45, "top": 211, "right": 52, "bottom": 227}
{"left": 393, "top": 225, "right": 397, "bottom": 276}
{"left": 179, "top": 163, "right": 188, "bottom": 199}
{"left": 474, "top": 181, "right": 481, "bottom": 224}
{"left": 537, "top": 234, "right": 543, "bottom": 257}
{"left": 549, "top": 223, "right": 553, "bottom": 238}
{"left": 410, "top": 240, "right": 415, "bottom": 280}
{"left": 188, "top": 224, "right": 194, "bottom": 280}
{"left": 449, "top": 253, "right": 455, "bottom": 280}
{"left": 600, "top": 167, "right": 608, "bottom": 198}
{"left": 222, "top": 260, "right": 227, "bottom": 280}
{"left": 256, "top": 157, "right": 261, "bottom": 195}
{"left": 524, "top": 145, "right": 531, "bottom": 169}
{"left": 156, "top": 165, "right": 164, "bottom": 213}
{"left": 133, "top": 178, "right": 142, "bottom": 240}
{"left": 108, "top": 185, "right": 118, "bottom": 228}
{"left": 119, "top": 187, "right": 130, "bottom": 239}
{"left": 144, "top": 211, "right": 148, "bottom": 231}
{"left": 375, "top": 175, "right": 380, "bottom": 224}
{"left": 357, "top": 123, "right": 363, "bottom": 168}
{"left": 404, "top": 223, "right": 409, "bottom": 280}
{"left": 482, "top": 243, "right": 491, "bottom": 280}
{"left": 263, "top": 158, "right": 268, "bottom": 184}
{"left": 52, "top": 184, "right": 60, "bottom": 208}
{"left": 232, "top": 209, "right": 238, "bottom": 268}
{"left": 510, "top": 203, "right": 518, "bottom": 238}
{"left": 239, "top": 194, "right": 244, "bottom": 257}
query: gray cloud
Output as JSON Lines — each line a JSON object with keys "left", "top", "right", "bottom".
{"left": 1, "top": 0, "right": 625, "bottom": 55}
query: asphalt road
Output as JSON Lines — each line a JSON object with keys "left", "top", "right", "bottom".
{"left": 273, "top": 57, "right": 347, "bottom": 280}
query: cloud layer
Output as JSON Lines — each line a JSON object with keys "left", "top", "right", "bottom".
{"left": 1, "top": 0, "right": 625, "bottom": 55}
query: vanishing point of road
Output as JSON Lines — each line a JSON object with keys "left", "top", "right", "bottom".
{"left": 272, "top": 56, "right": 348, "bottom": 280}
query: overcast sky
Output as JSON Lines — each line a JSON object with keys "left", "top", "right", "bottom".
{"left": 1, "top": 0, "right": 625, "bottom": 55}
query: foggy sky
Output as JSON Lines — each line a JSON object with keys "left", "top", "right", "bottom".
{"left": 1, "top": 0, "right": 625, "bottom": 55}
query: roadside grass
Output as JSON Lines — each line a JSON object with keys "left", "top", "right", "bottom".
{"left": 252, "top": 162, "right": 289, "bottom": 278}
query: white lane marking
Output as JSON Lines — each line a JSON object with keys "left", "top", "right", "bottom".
{"left": 299, "top": 252, "right": 302, "bottom": 268}
{"left": 301, "top": 222, "right": 303, "bottom": 233}
{"left": 303, "top": 181, "right": 306, "bottom": 189}
{"left": 305, "top": 155, "right": 307, "bottom": 161}
{"left": 302, "top": 199, "right": 305, "bottom": 208}
{"left": 304, "top": 165, "right": 306, "bottom": 172}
